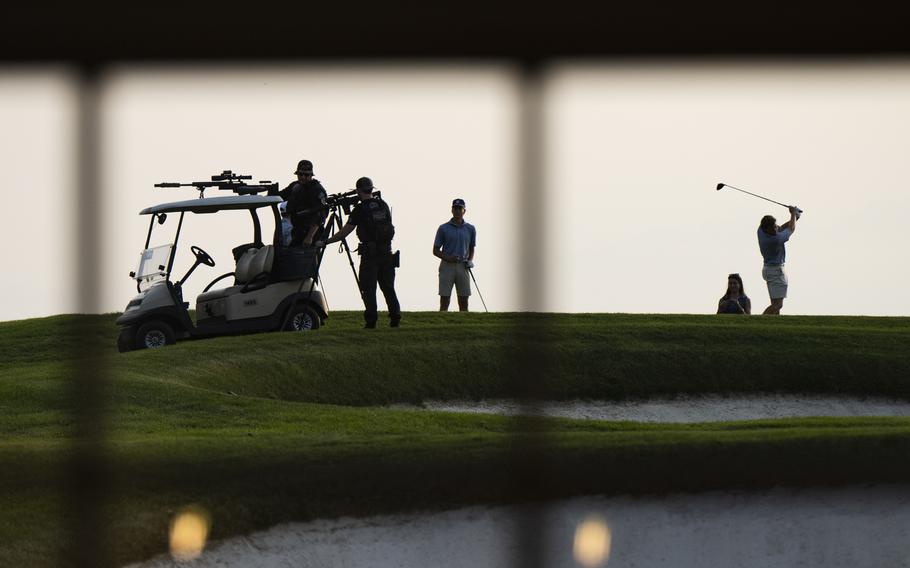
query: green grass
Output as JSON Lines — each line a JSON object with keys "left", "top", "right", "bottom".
{"left": 2, "top": 311, "right": 910, "bottom": 566}
{"left": 5, "top": 311, "right": 910, "bottom": 407}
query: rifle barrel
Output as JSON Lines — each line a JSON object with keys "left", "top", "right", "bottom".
{"left": 154, "top": 173, "right": 277, "bottom": 196}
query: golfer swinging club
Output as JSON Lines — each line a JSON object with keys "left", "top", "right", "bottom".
{"left": 757, "top": 206, "right": 800, "bottom": 314}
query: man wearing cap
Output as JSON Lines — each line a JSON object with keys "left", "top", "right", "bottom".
{"left": 433, "top": 198, "right": 476, "bottom": 311}
{"left": 317, "top": 177, "right": 401, "bottom": 328}
{"left": 276, "top": 159, "right": 328, "bottom": 247}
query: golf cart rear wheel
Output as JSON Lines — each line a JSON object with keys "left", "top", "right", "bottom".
{"left": 135, "top": 320, "right": 176, "bottom": 350}
{"left": 284, "top": 305, "right": 320, "bottom": 331}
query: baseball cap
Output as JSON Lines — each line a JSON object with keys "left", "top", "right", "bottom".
{"left": 452, "top": 198, "right": 466, "bottom": 208}
{"left": 294, "top": 159, "right": 314, "bottom": 175}
{"left": 355, "top": 176, "right": 375, "bottom": 191}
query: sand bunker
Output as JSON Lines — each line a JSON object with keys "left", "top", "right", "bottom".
{"left": 395, "top": 395, "right": 910, "bottom": 423}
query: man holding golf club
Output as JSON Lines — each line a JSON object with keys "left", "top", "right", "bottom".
{"left": 433, "top": 198, "right": 476, "bottom": 311}
{"left": 717, "top": 183, "right": 803, "bottom": 316}
{"left": 757, "top": 206, "right": 799, "bottom": 315}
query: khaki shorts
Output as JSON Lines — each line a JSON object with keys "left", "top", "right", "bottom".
{"left": 762, "top": 264, "right": 788, "bottom": 300}
{"left": 439, "top": 260, "right": 471, "bottom": 297}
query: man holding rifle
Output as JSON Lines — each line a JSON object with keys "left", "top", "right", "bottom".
{"left": 318, "top": 177, "right": 401, "bottom": 329}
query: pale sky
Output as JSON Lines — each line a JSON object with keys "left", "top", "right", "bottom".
{"left": 1, "top": 61, "right": 908, "bottom": 321}
{"left": 98, "top": 65, "right": 520, "bottom": 318}
{"left": 0, "top": 69, "right": 77, "bottom": 321}
{"left": 545, "top": 61, "right": 910, "bottom": 315}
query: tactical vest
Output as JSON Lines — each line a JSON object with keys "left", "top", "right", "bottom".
{"left": 356, "top": 198, "right": 395, "bottom": 245}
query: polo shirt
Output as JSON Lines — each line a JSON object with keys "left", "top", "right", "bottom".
{"left": 434, "top": 219, "right": 476, "bottom": 259}
{"left": 757, "top": 226, "right": 791, "bottom": 265}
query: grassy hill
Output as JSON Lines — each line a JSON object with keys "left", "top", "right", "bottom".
{"left": 2, "top": 312, "right": 910, "bottom": 566}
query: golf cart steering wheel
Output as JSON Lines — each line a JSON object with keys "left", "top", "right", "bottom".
{"left": 190, "top": 246, "right": 216, "bottom": 267}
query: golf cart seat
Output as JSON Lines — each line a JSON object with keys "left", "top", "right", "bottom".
{"left": 196, "top": 245, "right": 275, "bottom": 304}
{"left": 237, "top": 244, "right": 275, "bottom": 285}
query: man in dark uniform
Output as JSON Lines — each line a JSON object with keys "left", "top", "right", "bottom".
{"left": 275, "top": 159, "right": 328, "bottom": 247}
{"left": 318, "top": 177, "right": 401, "bottom": 328}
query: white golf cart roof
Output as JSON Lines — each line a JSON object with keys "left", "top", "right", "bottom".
{"left": 140, "top": 195, "right": 282, "bottom": 215}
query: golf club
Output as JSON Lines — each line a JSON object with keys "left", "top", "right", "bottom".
{"left": 465, "top": 263, "right": 489, "bottom": 313}
{"left": 716, "top": 182, "right": 803, "bottom": 215}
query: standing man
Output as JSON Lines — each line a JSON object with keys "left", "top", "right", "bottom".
{"left": 757, "top": 206, "right": 799, "bottom": 315}
{"left": 276, "top": 159, "right": 328, "bottom": 247}
{"left": 318, "top": 177, "right": 401, "bottom": 329}
{"left": 433, "top": 198, "right": 476, "bottom": 311}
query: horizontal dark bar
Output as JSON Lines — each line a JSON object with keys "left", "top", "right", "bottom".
{"left": 4, "top": 1, "right": 910, "bottom": 62}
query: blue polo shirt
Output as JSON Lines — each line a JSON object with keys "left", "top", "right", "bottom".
{"left": 757, "top": 226, "right": 791, "bottom": 265}
{"left": 434, "top": 219, "right": 476, "bottom": 259}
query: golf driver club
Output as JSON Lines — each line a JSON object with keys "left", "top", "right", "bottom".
{"left": 716, "top": 182, "right": 803, "bottom": 216}
{"left": 465, "top": 262, "right": 489, "bottom": 313}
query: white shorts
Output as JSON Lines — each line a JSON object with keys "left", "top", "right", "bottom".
{"left": 439, "top": 260, "right": 471, "bottom": 297}
{"left": 762, "top": 264, "right": 788, "bottom": 300}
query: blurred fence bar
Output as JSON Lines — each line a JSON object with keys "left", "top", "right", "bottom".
{"left": 66, "top": 66, "right": 112, "bottom": 568}
{"left": 510, "top": 62, "right": 553, "bottom": 568}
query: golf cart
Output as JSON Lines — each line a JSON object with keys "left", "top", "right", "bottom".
{"left": 116, "top": 172, "right": 328, "bottom": 352}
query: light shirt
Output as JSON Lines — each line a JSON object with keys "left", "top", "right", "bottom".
{"left": 434, "top": 219, "right": 476, "bottom": 259}
{"left": 757, "top": 226, "right": 791, "bottom": 265}
{"left": 281, "top": 218, "right": 293, "bottom": 246}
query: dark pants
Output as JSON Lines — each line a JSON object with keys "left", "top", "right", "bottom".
{"left": 359, "top": 251, "right": 401, "bottom": 325}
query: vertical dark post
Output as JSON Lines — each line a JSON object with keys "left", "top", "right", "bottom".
{"left": 64, "top": 64, "right": 111, "bottom": 568}
{"left": 517, "top": 63, "right": 547, "bottom": 318}
{"left": 510, "top": 60, "right": 551, "bottom": 568}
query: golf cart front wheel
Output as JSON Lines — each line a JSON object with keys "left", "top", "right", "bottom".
{"left": 284, "top": 305, "right": 321, "bottom": 331}
{"left": 117, "top": 326, "right": 135, "bottom": 353}
{"left": 135, "top": 320, "right": 176, "bottom": 350}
